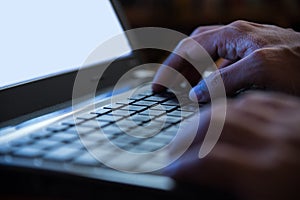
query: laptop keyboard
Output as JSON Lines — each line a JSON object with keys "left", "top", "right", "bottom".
{"left": 1, "top": 90, "right": 199, "bottom": 171}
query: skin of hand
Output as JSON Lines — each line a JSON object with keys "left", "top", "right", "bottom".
{"left": 165, "top": 91, "right": 300, "bottom": 200}
{"left": 152, "top": 20, "right": 300, "bottom": 102}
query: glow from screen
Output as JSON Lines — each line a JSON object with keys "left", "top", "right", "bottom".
{"left": 0, "top": 0, "right": 132, "bottom": 89}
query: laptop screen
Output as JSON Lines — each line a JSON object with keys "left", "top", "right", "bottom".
{"left": 0, "top": 0, "right": 132, "bottom": 90}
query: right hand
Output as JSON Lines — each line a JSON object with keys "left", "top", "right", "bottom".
{"left": 152, "top": 20, "right": 300, "bottom": 102}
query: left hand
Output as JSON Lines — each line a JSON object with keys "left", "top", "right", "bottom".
{"left": 165, "top": 91, "right": 300, "bottom": 200}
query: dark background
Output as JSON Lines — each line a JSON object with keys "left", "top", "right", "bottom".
{"left": 120, "top": 0, "right": 300, "bottom": 62}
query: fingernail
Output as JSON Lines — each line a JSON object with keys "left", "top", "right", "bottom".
{"left": 190, "top": 80, "right": 209, "bottom": 102}
{"left": 189, "top": 88, "right": 201, "bottom": 102}
{"left": 189, "top": 80, "right": 206, "bottom": 102}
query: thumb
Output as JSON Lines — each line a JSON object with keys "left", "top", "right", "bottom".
{"left": 189, "top": 56, "right": 257, "bottom": 102}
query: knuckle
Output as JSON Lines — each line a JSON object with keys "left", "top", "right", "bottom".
{"left": 252, "top": 48, "right": 270, "bottom": 65}
{"left": 250, "top": 48, "right": 278, "bottom": 84}
{"left": 219, "top": 68, "right": 229, "bottom": 83}
{"left": 230, "top": 20, "right": 246, "bottom": 26}
{"left": 229, "top": 20, "right": 250, "bottom": 29}
{"left": 226, "top": 20, "right": 260, "bottom": 38}
{"left": 207, "top": 72, "right": 222, "bottom": 89}
{"left": 177, "top": 37, "right": 192, "bottom": 49}
{"left": 191, "top": 27, "right": 204, "bottom": 35}
{"left": 229, "top": 20, "right": 249, "bottom": 29}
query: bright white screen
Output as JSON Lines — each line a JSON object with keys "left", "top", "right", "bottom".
{"left": 0, "top": 0, "right": 132, "bottom": 89}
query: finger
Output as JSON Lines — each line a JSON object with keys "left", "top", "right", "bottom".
{"left": 155, "top": 21, "right": 263, "bottom": 94}
{"left": 216, "top": 58, "right": 234, "bottom": 68}
{"left": 189, "top": 54, "right": 258, "bottom": 102}
{"left": 234, "top": 91, "right": 300, "bottom": 126}
{"left": 152, "top": 48, "right": 202, "bottom": 93}
{"left": 152, "top": 25, "right": 224, "bottom": 93}
{"left": 237, "top": 91, "right": 300, "bottom": 109}
{"left": 233, "top": 92, "right": 287, "bottom": 123}
{"left": 216, "top": 103, "right": 272, "bottom": 149}
{"left": 190, "top": 25, "right": 223, "bottom": 36}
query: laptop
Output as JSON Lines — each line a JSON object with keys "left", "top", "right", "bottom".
{"left": 0, "top": 1, "right": 234, "bottom": 199}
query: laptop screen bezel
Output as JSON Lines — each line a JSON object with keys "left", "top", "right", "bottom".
{"left": 0, "top": 0, "right": 142, "bottom": 126}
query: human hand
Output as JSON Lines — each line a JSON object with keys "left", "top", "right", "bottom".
{"left": 165, "top": 91, "right": 300, "bottom": 200}
{"left": 152, "top": 20, "right": 300, "bottom": 102}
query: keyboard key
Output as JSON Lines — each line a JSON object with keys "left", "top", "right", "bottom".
{"left": 130, "top": 141, "right": 163, "bottom": 153}
{"left": 82, "top": 132, "right": 112, "bottom": 142}
{"left": 112, "top": 133, "right": 143, "bottom": 146}
{"left": 101, "top": 125, "right": 124, "bottom": 135}
{"left": 155, "top": 115, "right": 181, "bottom": 124}
{"left": 110, "top": 109, "right": 131, "bottom": 117}
{"left": 125, "top": 126, "right": 160, "bottom": 138}
{"left": 154, "top": 91, "right": 175, "bottom": 98}
{"left": 30, "top": 140, "right": 61, "bottom": 150}
{"left": 114, "top": 119, "right": 140, "bottom": 129}
{"left": 65, "top": 126, "right": 96, "bottom": 135}
{"left": 76, "top": 113, "right": 99, "bottom": 120}
{"left": 177, "top": 95, "right": 192, "bottom": 104}
{"left": 44, "top": 146, "right": 82, "bottom": 161}
{"left": 76, "top": 120, "right": 97, "bottom": 128}
{"left": 136, "top": 90, "right": 153, "bottom": 96}
{"left": 0, "top": 144, "right": 13, "bottom": 155}
{"left": 79, "top": 120, "right": 108, "bottom": 128}
{"left": 96, "top": 114, "right": 123, "bottom": 122}
{"left": 85, "top": 145, "right": 118, "bottom": 162}
{"left": 13, "top": 147, "right": 45, "bottom": 158}
{"left": 161, "top": 126, "right": 180, "bottom": 136}
{"left": 121, "top": 105, "right": 147, "bottom": 112}
{"left": 132, "top": 100, "right": 158, "bottom": 107}
{"left": 147, "top": 134, "right": 173, "bottom": 144}
{"left": 129, "top": 115, "right": 153, "bottom": 123}
{"left": 142, "top": 120, "right": 172, "bottom": 131}
{"left": 103, "top": 103, "right": 126, "bottom": 110}
{"left": 61, "top": 118, "right": 84, "bottom": 126}
{"left": 143, "top": 96, "right": 167, "bottom": 103}
{"left": 128, "top": 95, "right": 146, "bottom": 101}
{"left": 91, "top": 108, "right": 111, "bottom": 115}
{"left": 30, "top": 130, "right": 53, "bottom": 139}
{"left": 71, "top": 138, "right": 99, "bottom": 149}
{"left": 141, "top": 140, "right": 166, "bottom": 151}
{"left": 161, "top": 99, "right": 179, "bottom": 106}
{"left": 10, "top": 136, "right": 33, "bottom": 147}
{"left": 138, "top": 109, "right": 166, "bottom": 116}
{"left": 72, "top": 151, "right": 101, "bottom": 166}
{"left": 168, "top": 110, "right": 194, "bottom": 118}
{"left": 150, "top": 105, "right": 177, "bottom": 112}
{"left": 48, "top": 132, "right": 78, "bottom": 143}
{"left": 46, "top": 124, "right": 70, "bottom": 132}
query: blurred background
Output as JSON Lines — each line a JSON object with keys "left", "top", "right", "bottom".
{"left": 119, "top": 0, "right": 300, "bottom": 62}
